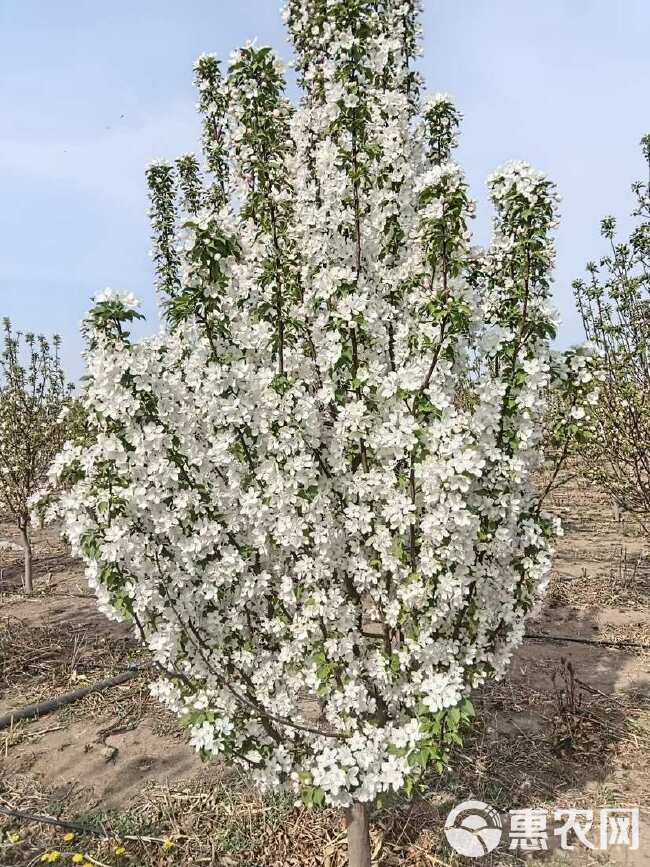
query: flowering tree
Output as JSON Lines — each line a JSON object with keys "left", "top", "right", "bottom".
{"left": 574, "top": 135, "right": 650, "bottom": 532}
{"left": 37, "top": 2, "right": 597, "bottom": 862}
{"left": 0, "top": 319, "right": 70, "bottom": 593}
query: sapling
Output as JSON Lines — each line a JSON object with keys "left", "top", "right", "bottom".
{"left": 574, "top": 135, "right": 650, "bottom": 532}
{"left": 0, "top": 319, "right": 70, "bottom": 593}
{"left": 36, "top": 2, "right": 597, "bottom": 862}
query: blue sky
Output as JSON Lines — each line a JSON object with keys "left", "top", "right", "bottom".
{"left": 1, "top": 1, "right": 649, "bottom": 379}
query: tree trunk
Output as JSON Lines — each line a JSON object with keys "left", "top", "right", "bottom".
{"left": 19, "top": 522, "right": 33, "bottom": 595}
{"left": 345, "top": 801, "right": 371, "bottom": 867}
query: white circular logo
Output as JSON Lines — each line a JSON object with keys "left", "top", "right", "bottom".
{"left": 444, "top": 799, "right": 503, "bottom": 858}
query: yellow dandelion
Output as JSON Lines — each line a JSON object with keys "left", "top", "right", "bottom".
{"left": 71, "top": 855, "right": 85, "bottom": 864}
{"left": 63, "top": 832, "right": 75, "bottom": 843}
{"left": 40, "top": 853, "right": 61, "bottom": 864}
{"left": 113, "top": 846, "right": 126, "bottom": 856}
{"left": 7, "top": 832, "right": 21, "bottom": 844}
{"left": 162, "top": 838, "right": 175, "bottom": 851}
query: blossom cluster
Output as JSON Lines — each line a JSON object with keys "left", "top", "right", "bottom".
{"left": 36, "top": 0, "right": 594, "bottom": 806}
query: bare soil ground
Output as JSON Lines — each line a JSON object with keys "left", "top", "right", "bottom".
{"left": 0, "top": 475, "right": 649, "bottom": 866}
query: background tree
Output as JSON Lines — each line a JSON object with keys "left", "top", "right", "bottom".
{"left": 0, "top": 319, "right": 71, "bottom": 593}
{"left": 36, "top": 2, "right": 596, "bottom": 863}
{"left": 574, "top": 135, "right": 650, "bottom": 532}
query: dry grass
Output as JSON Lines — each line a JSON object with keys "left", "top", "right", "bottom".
{"left": 1, "top": 618, "right": 138, "bottom": 693}
{"left": 1, "top": 670, "right": 648, "bottom": 866}
{"left": 0, "top": 616, "right": 159, "bottom": 759}
{"left": 0, "top": 771, "right": 512, "bottom": 867}
{"left": 547, "top": 546, "right": 650, "bottom": 610}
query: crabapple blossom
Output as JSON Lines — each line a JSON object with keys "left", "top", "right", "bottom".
{"left": 35, "top": 0, "right": 598, "bottom": 825}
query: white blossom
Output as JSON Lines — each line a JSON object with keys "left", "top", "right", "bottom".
{"left": 34, "top": 0, "right": 598, "bottom": 809}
